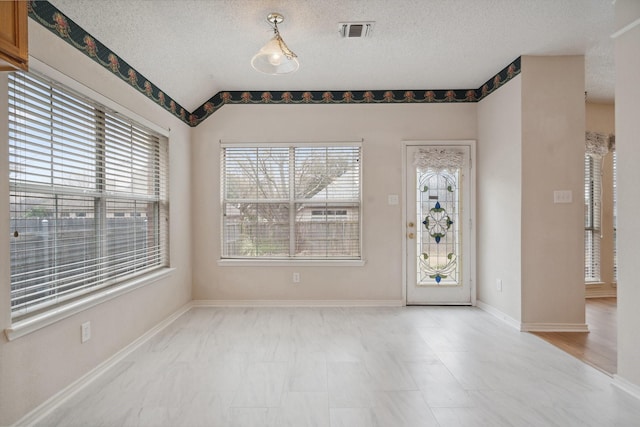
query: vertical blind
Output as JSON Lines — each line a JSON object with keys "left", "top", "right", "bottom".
{"left": 584, "top": 154, "right": 601, "bottom": 281}
{"left": 8, "top": 71, "right": 169, "bottom": 319}
{"left": 221, "top": 144, "right": 361, "bottom": 259}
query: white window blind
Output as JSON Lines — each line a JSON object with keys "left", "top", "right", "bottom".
{"left": 221, "top": 144, "right": 361, "bottom": 259}
{"left": 584, "top": 154, "right": 601, "bottom": 281}
{"left": 8, "top": 71, "right": 169, "bottom": 319}
{"left": 613, "top": 150, "right": 617, "bottom": 281}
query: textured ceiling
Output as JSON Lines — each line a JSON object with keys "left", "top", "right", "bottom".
{"left": 48, "top": 0, "right": 615, "bottom": 112}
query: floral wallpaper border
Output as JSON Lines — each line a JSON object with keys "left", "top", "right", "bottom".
{"left": 29, "top": 1, "right": 521, "bottom": 128}
{"left": 28, "top": 1, "right": 192, "bottom": 124}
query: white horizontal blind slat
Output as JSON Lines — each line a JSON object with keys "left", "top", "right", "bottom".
{"left": 9, "top": 71, "right": 170, "bottom": 320}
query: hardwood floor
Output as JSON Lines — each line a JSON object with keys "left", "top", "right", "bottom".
{"left": 35, "top": 305, "right": 640, "bottom": 427}
{"left": 532, "top": 297, "right": 617, "bottom": 375}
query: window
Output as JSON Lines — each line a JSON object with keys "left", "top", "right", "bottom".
{"left": 221, "top": 144, "right": 361, "bottom": 259}
{"left": 8, "top": 71, "right": 169, "bottom": 320}
{"left": 311, "top": 209, "right": 348, "bottom": 220}
{"left": 613, "top": 150, "right": 617, "bottom": 281}
{"left": 584, "top": 154, "right": 601, "bottom": 281}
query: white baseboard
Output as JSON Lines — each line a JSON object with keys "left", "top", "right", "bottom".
{"left": 192, "top": 299, "right": 404, "bottom": 308}
{"left": 613, "top": 375, "right": 640, "bottom": 401}
{"left": 520, "top": 322, "right": 589, "bottom": 332}
{"left": 585, "top": 290, "right": 617, "bottom": 298}
{"left": 14, "top": 302, "right": 193, "bottom": 427}
{"left": 475, "top": 301, "right": 590, "bottom": 333}
{"left": 475, "top": 300, "right": 520, "bottom": 330}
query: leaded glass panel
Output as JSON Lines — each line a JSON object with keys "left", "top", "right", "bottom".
{"left": 416, "top": 168, "right": 461, "bottom": 286}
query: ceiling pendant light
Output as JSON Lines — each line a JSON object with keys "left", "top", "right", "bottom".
{"left": 251, "top": 13, "right": 299, "bottom": 75}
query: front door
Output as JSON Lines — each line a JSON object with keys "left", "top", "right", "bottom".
{"left": 405, "top": 143, "right": 474, "bottom": 305}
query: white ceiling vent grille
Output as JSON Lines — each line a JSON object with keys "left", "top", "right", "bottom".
{"left": 338, "top": 22, "right": 375, "bottom": 38}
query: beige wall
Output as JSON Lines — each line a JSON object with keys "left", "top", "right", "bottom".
{"left": 0, "top": 25, "right": 192, "bottom": 425}
{"left": 477, "top": 75, "right": 523, "bottom": 322}
{"left": 585, "top": 102, "right": 616, "bottom": 297}
{"left": 477, "top": 57, "right": 587, "bottom": 329}
{"left": 614, "top": 0, "right": 640, "bottom": 392}
{"left": 191, "top": 103, "right": 476, "bottom": 302}
{"left": 0, "top": 16, "right": 632, "bottom": 424}
{"left": 520, "top": 56, "right": 586, "bottom": 328}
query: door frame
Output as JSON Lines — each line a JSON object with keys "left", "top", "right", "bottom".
{"left": 401, "top": 140, "right": 477, "bottom": 306}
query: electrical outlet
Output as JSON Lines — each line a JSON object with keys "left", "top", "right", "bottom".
{"left": 496, "top": 279, "right": 503, "bottom": 292}
{"left": 293, "top": 272, "right": 300, "bottom": 283}
{"left": 81, "top": 321, "right": 91, "bottom": 343}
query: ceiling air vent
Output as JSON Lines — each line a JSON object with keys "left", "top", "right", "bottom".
{"left": 338, "top": 22, "right": 374, "bottom": 38}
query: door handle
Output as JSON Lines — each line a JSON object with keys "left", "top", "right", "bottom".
{"left": 408, "top": 222, "right": 414, "bottom": 228}
{"left": 408, "top": 233, "right": 414, "bottom": 239}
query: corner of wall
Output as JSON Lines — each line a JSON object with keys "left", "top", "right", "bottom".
{"left": 519, "top": 55, "right": 586, "bottom": 326}
{"left": 614, "top": 0, "right": 640, "bottom": 393}
{"left": 476, "top": 74, "right": 523, "bottom": 323}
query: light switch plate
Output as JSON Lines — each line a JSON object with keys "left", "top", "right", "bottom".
{"left": 553, "top": 190, "right": 573, "bottom": 204}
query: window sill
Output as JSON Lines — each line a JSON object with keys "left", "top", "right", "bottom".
{"left": 4, "top": 267, "right": 175, "bottom": 342}
{"left": 586, "top": 281, "right": 606, "bottom": 287}
{"left": 217, "top": 259, "right": 366, "bottom": 267}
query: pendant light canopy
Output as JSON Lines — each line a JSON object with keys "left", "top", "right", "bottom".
{"left": 251, "top": 13, "right": 299, "bottom": 75}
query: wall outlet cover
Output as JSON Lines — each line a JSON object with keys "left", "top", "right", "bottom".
{"left": 81, "top": 321, "right": 91, "bottom": 343}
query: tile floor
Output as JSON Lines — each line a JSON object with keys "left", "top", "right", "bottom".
{"left": 36, "top": 307, "right": 640, "bottom": 426}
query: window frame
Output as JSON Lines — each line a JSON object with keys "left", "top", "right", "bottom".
{"left": 5, "top": 62, "right": 171, "bottom": 339}
{"left": 219, "top": 142, "right": 363, "bottom": 264}
{"left": 584, "top": 153, "right": 601, "bottom": 282}
{"left": 612, "top": 149, "right": 617, "bottom": 283}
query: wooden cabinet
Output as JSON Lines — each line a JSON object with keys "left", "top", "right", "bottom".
{"left": 0, "top": 0, "right": 28, "bottom": 71}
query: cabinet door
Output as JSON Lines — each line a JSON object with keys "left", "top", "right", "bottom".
{"left": 0, "top": 0, "right": 29, "bottom": 71}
